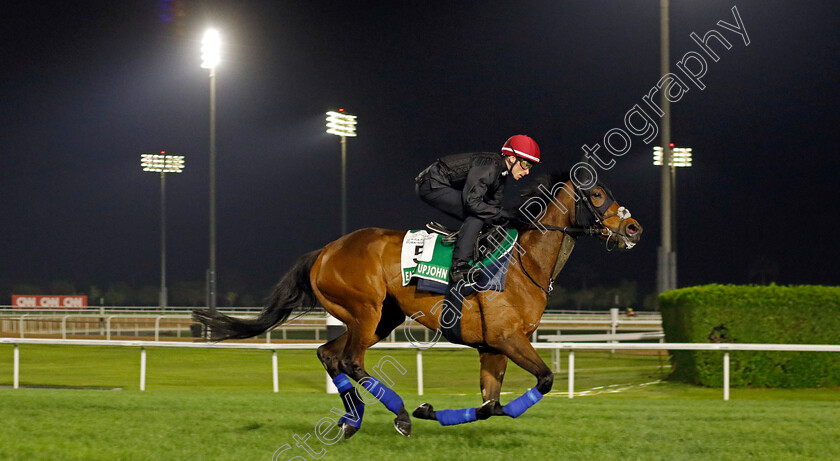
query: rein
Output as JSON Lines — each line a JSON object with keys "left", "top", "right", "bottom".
{"left": 512, "top": 182, "right": 629, "bottom": 294}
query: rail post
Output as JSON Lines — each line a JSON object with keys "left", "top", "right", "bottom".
{"left": 140, "top": 347, "right": 147, "bottom": 391}
{"left": 61, "top": 315, "right": 72, "bottom": 339}
{"left": 154, "top": 316, "right": 163, "bottom": 342}
{"left": 568, "top": 349, "right": 575, "bottom": 399}
{"left": 724, "top": 352, "right": 730, "bottom": 401}
{"left": 272, "top": 351, "right": 279, "bottom": 393}
{"left": 106, "top": 316, "right": 114, "bottom": 340}
{"left": 417, "top": 349, "right": 424, "bottom": 396}
{"left": 13, "top": 344, "right": 20, "bottom": 389}
{"left": 19, "top": 314, "right": 27, "bottom": 339}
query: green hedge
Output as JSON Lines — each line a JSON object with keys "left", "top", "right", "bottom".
{"left": 660, "top": 284, "right": 840, "bottom": 388}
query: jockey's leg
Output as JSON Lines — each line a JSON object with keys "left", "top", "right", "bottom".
{"left": 451, "top": 216, "right": 484, "bottom": 282}
{"left": 454, "top": 216, "right": 483, "bottom": 261}
{"left": 416, "top": 181, "right": 466, "bottom": 221}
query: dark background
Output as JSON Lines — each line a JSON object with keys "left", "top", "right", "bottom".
{"left": 1, "top": 1, "right": 838, "bottom": 306}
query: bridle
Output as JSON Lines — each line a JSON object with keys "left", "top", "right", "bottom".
{"left": 516, "top": 181, "right": 635, "bottom": 294}
{"left": 574, "top": 183, "right": 636, "bottom": 252}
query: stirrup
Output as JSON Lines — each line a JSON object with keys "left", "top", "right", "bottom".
{"left": 426, "top": 221, "right": 458, "bottom": 243}
{"left": 449, "top": 259, "right": 470, "bottom": 284}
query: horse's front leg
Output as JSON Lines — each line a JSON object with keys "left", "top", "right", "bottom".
{"left": 488, "top": 334, "right": 553, "bottom": 417}
{"left": 476, "top": 346, "right": 508, "bottom": 419}
{"left": 412, "top": 346, "right": 508, "bottom": 425}
{"left": 417, "top": 331, "right": 555, "bottom": 424}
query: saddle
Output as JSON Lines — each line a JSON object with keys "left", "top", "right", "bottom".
{"left": 425, "top": 221, "right": 513, "bottom": 262}
{"left": 425, "top": 221, "right": 458, "bottom": 243}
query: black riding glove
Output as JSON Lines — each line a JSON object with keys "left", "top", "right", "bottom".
{"left": 492, "top": 209, "right": 512, "bottom": 225}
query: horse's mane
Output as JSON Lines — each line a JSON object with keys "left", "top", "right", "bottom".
{"left": 517, "top": 170, "right": 571, "bottom": 206}
{"left": 511, "top": 170, "right": 571, "bottom": 230}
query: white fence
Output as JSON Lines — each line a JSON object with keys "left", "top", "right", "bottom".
{"left": 2, "top": 338, "right": 838, "bottom": 401}
{"left": 1, "top": 308, "right": 662, "bottom": 342}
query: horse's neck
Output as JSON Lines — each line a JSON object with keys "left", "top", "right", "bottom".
{"left": 518, "top": 183, "right": 578, "bottom": 286}
{"left": 519, "top": 228, "right": 568, "bottom": 285}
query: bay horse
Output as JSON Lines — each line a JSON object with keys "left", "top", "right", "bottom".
{"left": 193, "top": 171, "right": 642, "bottom": 438}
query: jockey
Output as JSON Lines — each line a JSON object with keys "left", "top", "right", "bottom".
{"left": 415, "top": 135, "right": 540, "bottom": 283}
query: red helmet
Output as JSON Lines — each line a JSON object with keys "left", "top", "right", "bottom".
{"left": 501, "top": 135, "right": 540, "bottom": 163}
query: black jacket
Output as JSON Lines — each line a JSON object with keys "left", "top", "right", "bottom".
{"left": 416, "top": 152, "right": 509, "bottom": 220}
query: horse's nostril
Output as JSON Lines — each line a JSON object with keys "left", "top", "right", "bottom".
{"left": 627, "top": 224, "right": 639, "bottom": 235}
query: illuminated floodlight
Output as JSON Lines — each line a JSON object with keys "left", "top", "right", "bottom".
{"left": 141, "top": 152, "right": 185, "bottom": 173}
{"left": 140, "top": 151, "right": 185, "bottom": 310}
{"left": 653, "top": 146, "right": 693, "bottom": 167}
{"left": 326, "top": 110, "right": 357, "bottom": 137}
{"left": 201, "top": 29, "right": 221, "bottom": 69}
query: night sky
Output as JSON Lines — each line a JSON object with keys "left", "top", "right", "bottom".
{"left": 1, "top": 0, "right": 838, "bottom": 303}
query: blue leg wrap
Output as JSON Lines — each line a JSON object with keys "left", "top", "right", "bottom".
{"left": 361, "top": 377, "right": 404, "bottom": 415}
{"left": 502, "top": 387, "right": 542, "bottom": 418}
{"left": 332, "top": 373, "right": 353, "bottom": 393}
{"left": 502, "top": 387, "right": 543, "bottom": 418}
{"left": 332, "top": 374, "right": 365, "bottom": 429}
{"left": 436, "top": 407, "right": 477, "bottom": 426}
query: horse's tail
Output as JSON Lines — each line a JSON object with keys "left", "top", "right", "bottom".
{"left": 192, "top": 249, "right": 322, "bottom": 341}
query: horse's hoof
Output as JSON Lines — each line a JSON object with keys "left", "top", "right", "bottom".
{"left": 476, "top": 399, "right": 505, "bottom": 420}
{"left": 412, "top": 403, "right": 436, "bottom": 420}
{"left": 341, "top": 423, "right": 359, "bottom": 440}
{"left": 394, "top": 410, "right": 412, "bottom": 437}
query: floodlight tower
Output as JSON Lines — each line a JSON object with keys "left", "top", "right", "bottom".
{"left": 326, "top": 109, "right": 357, "bottom": 236}
{"left": 141, "top": 152, "right": 185, "bottom": 309}
{"left": 201, "top": 28, "right": 220, "bottom": 312}
{"left": 654, "top": 144, "right": 693, "bottom": 292}
{"left": 658, "top": 0, "right": 675, "bottom": 295}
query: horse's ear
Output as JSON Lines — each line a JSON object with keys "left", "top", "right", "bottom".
{"left": 573, "top": 161, "right": 596, "bottom": 189}
{"left": 574, "top": 155, "right": 601, "bottom": 190}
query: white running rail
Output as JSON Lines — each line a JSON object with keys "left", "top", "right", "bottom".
{"left": 1, "top": 338, "right": 838, "bottom": 401}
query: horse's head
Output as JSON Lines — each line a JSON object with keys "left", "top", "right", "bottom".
{"left": 517, "top": 172, "right": 643, "bottom": 251}
{"left": 575, "top": 182, "right": 642, "bottom": 250}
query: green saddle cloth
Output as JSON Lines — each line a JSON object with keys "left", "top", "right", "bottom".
{"left": 400, "top": 229, "right": 518, "bottom": 287}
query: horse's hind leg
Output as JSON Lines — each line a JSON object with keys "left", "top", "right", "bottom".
{"left": 317, "top": 333, "right": 366, "bottom": 439}
{"left": 317, "top": 332, "right": 347, "bottom": 377}
{"left": 338, "top": 309, "right": 412, "bottom": 437}
{"left": 312, "top": 242, "right": 410, "bottom": 437}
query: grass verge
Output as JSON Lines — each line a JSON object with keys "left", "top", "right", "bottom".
{"left": 0, "top": 344, "right": 837, "bottom": 460}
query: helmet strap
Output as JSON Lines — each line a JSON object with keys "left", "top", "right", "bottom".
{"left": 504, "top": 155, "right": 515, "bottom": 173}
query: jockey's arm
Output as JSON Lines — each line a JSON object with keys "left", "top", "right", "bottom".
{"left": 462, "top": 164, "right": 503, "bottom": 220}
